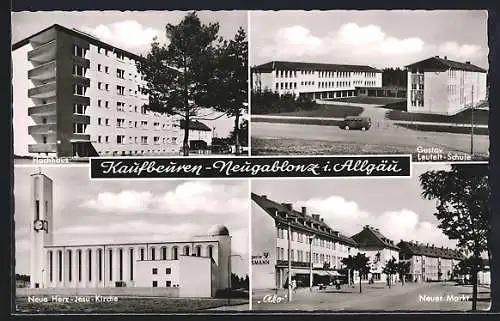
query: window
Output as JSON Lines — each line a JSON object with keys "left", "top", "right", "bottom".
{"left": 98, "top": 47, "right": 103, "bottom": 54}
{"left": 154, "top": 136, "right": 160, "bottom": 144}
{"left": 98, "top": 118, "right": 102, "bottom": 125}
{"left": 98, "top": 136, "right": 102, "bottom": 143}
{"left": 117, "top": 119, "right": 125, "bottom": 128}
{"left": 105, "top": 101, "right": 109, "bottom": 108}
{"left": 166, "top": 281, "right": 172, "bottom": 287}
{"left": 141, "top": 136, "right": 148, "bottom": 144}
{"left": 105, "top": 66, "right": 109, "bottom": 74}
{"left": 98, "top": 64, "right": 102, "bottom": 71}
{"left": 73, "top": 45, "right": 86, "bottom": 58}
{"left": 73, "top": 104, "right": 85, "bottom": 114}
{"left": 140, "top": 248, "right": 145, "bottom": 260}
{"left": 116, "top": 52, "right": 124, "bottom": 60}
{"left": 109, "top": 249, "right": 113, "bottom": 281}
{"left": 151, "top": 248, "right": 156, "bottom": 260}
{"left": 152, "top": 281, "right": 158, "bottom": 287}
{"left": 117, "top": 69, "right": 125, "bottom": 79}
{"left": 117, "top": 85, "right": 125, "bottom": 95}
{"left": 152, "top": 268, "right": 158, "bottom": 275}
{"left": 74, "top": 85, "right": 86, "bottom": 96}
{"left": 116, "top": 135, "right": 125, "bottom": 144}
{"left": 98, "top": 100, "right": 102, "bottom": 107}
{"left": 117, "top": 102, "right": 126, "bottom": 111}
{"left": 166, "top": 268, "right": 172, "bottom": 275}
{"left": 73, "top": 123, "right": 86, "bottom": 134}
{"left": 105, "top": 84, "right": 109, "bottom": 91}
{"left": 73, "top": 65, "right": 85, "bottom": 76}
{"left": 98, "top": 82, "right": 103, "bottom": 90}
{"left": 105, "top": 136, "right": 109, "bottom": 143}
{"left": 105, "top": 119, "right": 109, "bottom": 126}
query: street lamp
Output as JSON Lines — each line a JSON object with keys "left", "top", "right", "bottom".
{"left": 287, "top": 221, "right": 292, "bottom": 303}
{"left": 308, "top": 235, "right": 315, "bottom": 292}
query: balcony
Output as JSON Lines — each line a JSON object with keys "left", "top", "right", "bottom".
{"left": 28, "top": 103, "right": 57, "bottom": 116}
{"left": 71, "top": 56, "right": 90, "bottom": 69}
{"left": 72, "top": 114, "right": 90, "bottom": 125}
{"left": 28, "top": 40, "right": 57, "bottom": 63}
{"left": 28, "top": 143, "right": 57, "bottom": 153}
{"left": 73, "top": 75, "right": 90, "bottom": 88}
{"left": 70, "top": 134, "right": 91, "bottom": 142}
{"left": 28, "top": 61, "right": 56, "bottom": 81}
{"left": 28, "top": 82, "right": 57, "bottom": 99}
{"left": 28, "top": 123, "right": 57, "bottom": 135}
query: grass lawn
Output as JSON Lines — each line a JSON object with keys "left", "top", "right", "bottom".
{"left": 251, "top": 137, "right": 487, "bottom": 161}
{"left": 327, "top": 96, "right": 406, "bottom": 105}
{"left": 396, "top": 123, "right": 489, "bottom": 136}
{"left": 267, "top": 105, "right": 363, "bottom": 118}
{"left": 387, "top": 108, "right": 489, "bottom": 125}
{"left": 252, "top": 117, "right": 343, "bottom": 127}
{"left": 15, "top": 296, "right": 248, "bottom": 313}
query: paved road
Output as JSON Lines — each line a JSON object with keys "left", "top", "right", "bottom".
{"left": 252, "top": 282, "right": 491, "bottom": 311}
{"left": 251, "top": 122, "right": 489, "bottom": 158}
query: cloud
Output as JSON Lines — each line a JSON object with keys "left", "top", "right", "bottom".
{"left": 53, "top": 220, "right": 203, "bottom": 245}
{"left": 258, "top": 23, "right": 424, "bottom": 63}
{"left": 295, "top": 196, "right": 456, "bottom": 248}
{"left": 437, "top": 41, "right": 486, "bottom": 62}
{"left": 255, "top": 23, "right": 485, "bottom": 68}
{"left": 80, "top": 181, "right": 248, "bottom": 215}
{"left": 81, "top": 20, "right": 164, "bottom": 52}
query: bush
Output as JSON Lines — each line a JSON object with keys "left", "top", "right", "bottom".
{"left": 251, "top": 89, "right": 318, "bottom": 114}
{"left": 215, "top": 288, "right": 249, "bottom": 299}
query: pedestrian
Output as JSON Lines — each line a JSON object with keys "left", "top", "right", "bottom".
{"left": 291, "top": 279, "right": 297, "bottom": 293}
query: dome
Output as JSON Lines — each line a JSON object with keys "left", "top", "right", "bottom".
{"left": 208, "top": 224, "right": 230, "bottom": 236}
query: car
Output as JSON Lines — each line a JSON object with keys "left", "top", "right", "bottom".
{"left": 339, "top": 116, "right": 371, "bottom": 131}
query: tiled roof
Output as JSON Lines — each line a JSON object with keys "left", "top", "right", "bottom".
{"left": 351, "top": 225, "right": 400, "bottom": 251}
{"left": 180, "top": 120, "right": 212, "bottom": 131}
{"left": 252, "top": 61, "right": 382, "bottom": 73}
{"left": 405, "top": 56, "right": 487, "bottom": 73}
{"left": 251, "top": 193, "right": 358, "bottom": 246}
{"left": 397, "top": 241, "right": 464, "bottom": 260}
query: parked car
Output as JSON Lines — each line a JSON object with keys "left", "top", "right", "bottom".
{"left": 339, "top": 116, "right": 371, "bottom": 131}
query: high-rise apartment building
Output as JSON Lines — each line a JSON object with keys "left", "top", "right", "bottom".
{"left": 12, "top": 24, "right": 182, "bottom": 158}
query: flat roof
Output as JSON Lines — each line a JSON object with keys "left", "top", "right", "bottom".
{"left": 44, "top": 239, "right": 219, "bottom": 248}
{"left": 12, "top": 24, "right": 144, "bottom": 62}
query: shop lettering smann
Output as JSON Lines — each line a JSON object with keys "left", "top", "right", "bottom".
{"left": 252, "top": 252, "right": 270, "bottom": 265}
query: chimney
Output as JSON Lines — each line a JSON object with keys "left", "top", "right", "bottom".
{"left": 444, "top": 56, "right": 447, "bottom": 60}
{"left": 466, "top": 61, "right": 471, "bottom": 64}
{"left": 321, "top": 218, "right": 324, "bottom": 222}
{"left": 301, "top": 206, "right": 307, "bottom": 216}
{"left": 262, "top": 195, "right": 267, "bottom": 199}
{"left": 282, "top": 203, "right": 293, "bottom": 211}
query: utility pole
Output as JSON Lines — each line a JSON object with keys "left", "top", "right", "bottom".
{"left": 287, "top": 221, "right": 292, "bottom": 302}
{"left": 470, "top": 85, "right": 474, "bottom": 156}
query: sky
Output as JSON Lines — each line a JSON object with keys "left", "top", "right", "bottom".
{"left": 252, "top": 163, "right": 464, "bottom": 250}
{"left": 250, "top": 10, "right": 488, "bottom": 69}
{"left": 11, "top": 11, "right": 248, "bottom": 137}
{"left": 14, "top": 166, "right": 250, "bottom": 277}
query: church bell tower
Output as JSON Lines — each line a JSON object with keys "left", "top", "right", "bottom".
{"left": 29, "top": 170, "right": 54, "bottom": 288}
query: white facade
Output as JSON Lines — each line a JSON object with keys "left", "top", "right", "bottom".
{"left": 252, "top": 62, "right": 382, "bottom": 100}
{"left": 135, "top": 255, "right": 216, "bottom": 297}
{"left": 406, "top": 57, "right": 488, "bottom": 115}
{"left": 83, "top": 43, "right": 181, "bottom": 156}
{"left": 28, "top": 172, "right": 232, "bottom": 297}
